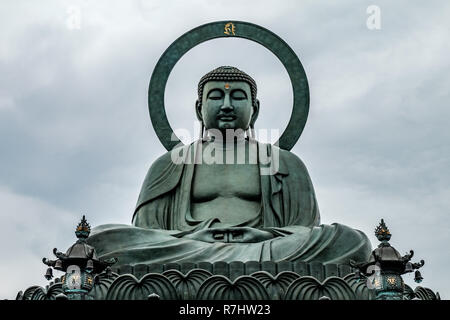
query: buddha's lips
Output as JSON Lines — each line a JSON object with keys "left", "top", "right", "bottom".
{"left": 217, "top": 114, "right": 236, "bottom": 121}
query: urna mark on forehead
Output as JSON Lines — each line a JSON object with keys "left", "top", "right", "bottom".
{"left": 197, "top": 66, "right": 258, "bottom": 104}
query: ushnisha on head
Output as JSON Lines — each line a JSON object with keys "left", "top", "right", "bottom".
{"left": 195, "top": 66, "right": 260, "bottom": 134}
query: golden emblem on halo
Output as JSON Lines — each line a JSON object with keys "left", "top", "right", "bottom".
{"left": 224, "top": 22, "right": 235, "bottom": 35}
{"left": 387, "top": 277, "right": 396, "bottom": 285}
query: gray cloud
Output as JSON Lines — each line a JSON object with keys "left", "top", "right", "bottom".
{"left": 0, "top": 0, "right": 448, "bottom": 298}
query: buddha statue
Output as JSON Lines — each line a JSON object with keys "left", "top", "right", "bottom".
{"left": 87, "top": 66, "right": 371, "bottom": 266}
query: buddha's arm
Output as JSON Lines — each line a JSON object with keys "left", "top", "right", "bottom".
{"left": 133, "top": 202, "right": 165, "bottom": 229}
{"left": 133, "top": 148, "right": 187, "bottom": 229}
{"left": 275, "top": 149, "right": 321, "bottom": 228}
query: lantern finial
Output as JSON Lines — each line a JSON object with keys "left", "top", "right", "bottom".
{"left": 375, "top": 218, "right": 391, "bottom": 242}
{"left": 75, "top": 215, "right": 91, "bottom": 239}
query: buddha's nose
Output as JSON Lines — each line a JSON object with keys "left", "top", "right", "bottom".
{"left": 220, "top": 104, "right": 234, "bottom": 113}
{"left": 220, "top": 94, "right": 233, "bottom": 112}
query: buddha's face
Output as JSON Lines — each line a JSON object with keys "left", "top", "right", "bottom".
{"left": 197, "top": 81, "right": 258, "bottom": 132}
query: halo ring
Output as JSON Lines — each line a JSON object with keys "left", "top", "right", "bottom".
{"left": 148, "top": 21, "right": 309, "bottom": 151}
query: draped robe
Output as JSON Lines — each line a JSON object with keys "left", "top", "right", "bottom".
{"left": 87, "top": 141, "right": 371, "bottom": 265}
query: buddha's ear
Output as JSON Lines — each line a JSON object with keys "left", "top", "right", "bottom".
{"left": 250, "top": 99, "right": 260, "bottom": 127}
{"left": 195, "top": 100, "right": 203, "bottom": 122}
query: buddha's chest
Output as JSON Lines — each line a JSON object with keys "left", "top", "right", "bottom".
{"left": 191, "top": 164, "right": 261, "bottom": 201}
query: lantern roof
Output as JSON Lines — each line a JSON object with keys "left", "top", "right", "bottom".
{"left": 42, "top": 215, "right": 116, "bottom": 274}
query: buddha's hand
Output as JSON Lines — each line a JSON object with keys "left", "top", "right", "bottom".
{"left": 184, "top": 227, "right": 275, "bottom": 243}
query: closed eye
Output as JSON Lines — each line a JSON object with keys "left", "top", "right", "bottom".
{"left": 207, "top": 89, "right": 224, "bottom": 100}
{"left": 231, "top": 89, "right": 247, "bottom": 100}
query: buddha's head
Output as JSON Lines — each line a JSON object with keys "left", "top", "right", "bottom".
{"left": 196, "top": 66, "right": 260, "bottom": 133}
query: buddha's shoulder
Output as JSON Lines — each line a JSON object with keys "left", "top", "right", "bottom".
{"left": 140, "top": 146, "right": 190, "bottom": 187}
{"left": 269, "top": 144, "right": 309, "bottom": 171}
{"left": 148, "top": 144, "right": 190, "bottom": 171}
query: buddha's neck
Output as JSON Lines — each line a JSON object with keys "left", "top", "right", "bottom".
{"left": 203, "top": 129, "right": 247, "bottom": 150}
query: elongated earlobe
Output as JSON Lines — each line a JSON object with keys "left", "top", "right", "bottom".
{"left": 195, "top": 100, "right": 203, "bottom": 122}
{"left": 250, "top": 99, "right": 260, "bottom": 127}
{"left": 199, "top": 122, "right": 205, "bottom": 140}
{"left": 250, "top": 124, "right": 256, "bottom": 140}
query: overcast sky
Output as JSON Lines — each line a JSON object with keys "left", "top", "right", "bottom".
{"left": 1, "top": 0, "right": 449, "bottom": 299}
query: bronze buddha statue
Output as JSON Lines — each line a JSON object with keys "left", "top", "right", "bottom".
{"left": 87, "top": 66, "right": 371, "bottom": 265}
